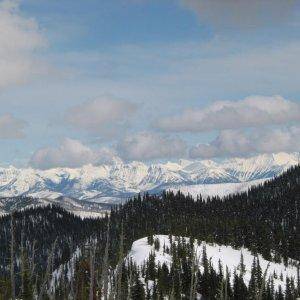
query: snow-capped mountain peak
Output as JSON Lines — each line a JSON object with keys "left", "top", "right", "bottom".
{"left": 0, "top": 152, "right": 298, "bottom": 202}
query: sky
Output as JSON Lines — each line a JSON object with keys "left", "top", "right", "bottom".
{"left": 1, "top": 0, "right": 300, "bottom": 169}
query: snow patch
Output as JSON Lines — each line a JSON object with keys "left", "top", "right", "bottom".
{"left": 128, "top": 235, "right": 298, "bottom": 292}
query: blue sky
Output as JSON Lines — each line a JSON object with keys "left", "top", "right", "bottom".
{"left": 1, "top": 0, "right": 300, "bottom": 168}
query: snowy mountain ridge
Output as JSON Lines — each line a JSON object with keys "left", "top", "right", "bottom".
{"left": 0, "top": 152, "right": 298, "bottom": 202}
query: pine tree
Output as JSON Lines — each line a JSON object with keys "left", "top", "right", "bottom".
{"left": 89, "top": 242, "right": 96, "bottom": 300}
{"left": 276, "top": 285, "right": 284, "bottom": 300}
{"left": 239, "top": 252, "right": 246, "bottom": 277}
{"left": 116, "top": 224, "right": 124, "bottom": 300}
{"left": 131, "top": 276, "right": 145, "bottom": 300}
{"left": 101, "top": 221, "right": 110, "bottom": 300}
{"left": 38, "top": 239, "right": 57, "bottom": 300}
{"left": 10, "top": 213, "right": 16, "bottom": 300}
{"left": 157, "top": 263, "right": 170, "bottom": 297}
{"left": 152, "top": 280, "right": 158, "bottom": 300}
{"left": 147, "top": 235, "right": 154, "bottom": 246}
{"left": 189, "top": 247, "right": 198, "bottom": 300}
{"left": 285, "top": 277, "right": 293, "bottom": 300}
{"left": 199, "top": 245, "right": 210, "bottom": 298}
{"left": 20, "top": 230, "right": 33, "bottom": 300}
{"left": 154, "top": 238, "right": 160, "bottom": 251}
{"left": 249, "top": 256, "right": 259, "bottom": 299}
{"left": 146, "top": 251, "right": 156, "bottom": 281}
{"left": 68, "top": 239, "right": 75, "bottom": 300}
{"left": 233, "top": 270, "right": 247, "bottom": 300}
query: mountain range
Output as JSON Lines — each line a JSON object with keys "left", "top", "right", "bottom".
{"left": 0, "top": 152, "right": 298, "bottom": 204}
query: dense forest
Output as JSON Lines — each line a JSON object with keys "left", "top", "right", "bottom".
{"left": 0, "top": 165, "right": 299, "bottom": 299}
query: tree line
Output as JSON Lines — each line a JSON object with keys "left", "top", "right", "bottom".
{"left": 0, "top": 164, "right": 299, "bottom": 299}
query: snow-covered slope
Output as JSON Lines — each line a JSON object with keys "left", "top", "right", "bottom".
{"left": 168, "top": 178, "right": 267, "bottom": 199}
{"left": 0, "top": 152, "right": 298, "bottom": 202}
{"left": 128, "top": 235, "right": 298, "bottom": 292}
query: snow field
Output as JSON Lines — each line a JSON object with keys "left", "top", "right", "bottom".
{"left": 128, "top": 235, "right": 298, "bottom": 292}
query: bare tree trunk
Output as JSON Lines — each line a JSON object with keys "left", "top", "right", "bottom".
{"left": 20, "top": 228, "right": 25, "bottom": 297}
{"left": 193, "top": 252, "right": 199, "bottom": 299}
{"left": 68, "top": 239, "right": 75, "bottom": 300}
{"left": 169, "top": 287, "right": 175, "bottom": 300}
{"left": 127, "top": 259, "right": 133, "bottom": 300}
{"left": 38, "top": 239, "right": 57, "bottom": 300}
{"left": 116, "top": 224, "right": 124, "bottom": 300}
{"left": 102, "top": 221, "right": 110, "bottom": 300}
{"left": 189, "top": 254, "right": 195, "bottom": 299}
{"left": 190, "top": 246, "right": 199, "bottom": 300}
{"left": 108, "top": 274, "right": 115, "bottom": 300}
{"left": 30, "top": 239, "right": 37, "bottom": 282}
{"left": 29, "top": 239, "right": 38, "bottom": 298}
{"left": 10, "top": 213, "right": 16, "bottom": 300}
{"left": 89, "top": 242, "right": 96, "bottom": 300}
{"left": 297, "top": 263, "right": 300, "bottom": 297}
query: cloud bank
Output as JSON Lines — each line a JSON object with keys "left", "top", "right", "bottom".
{"left": 157, "top": 96, "right": 300, "bottom": 133}
{"left": 30, "top": 138, "right": 118, "bottom": 170}
{"left": 117, "top": 132, "right": 187, "bottom": 161}
{"left": 65, "top": 97, "right": 138, "bottom": 137}
{"left": 190, "top": 127, "right": 300, "bottom": 159}
{"left": 0, "top": 0, "right": 46, "bottom": 89}
{"left": 30, "top": 132, "right": 187, "bottom": 169}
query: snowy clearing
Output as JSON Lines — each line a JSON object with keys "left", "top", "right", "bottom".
{"left": 128, "top": 235, "right": 298, "bottom": 292}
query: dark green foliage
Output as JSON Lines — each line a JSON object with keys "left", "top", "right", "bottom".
{"left": 20, "top": 254, "right": 33, "bottom": 300}
{"left": 154, "top": 238, "right": 160, "bottom": 251}
{"left": 157, "top": 263, "right": 170, "bottom": 295}
{"left": 146, "top": 251, "right": 156, "bottom": 281}
{"left": 131, "top": 275, "right": 145, "bottom": 300}
{"left": 233, "top": 270, "right": 247, "bottom": 300}
{"left": 0, "top": 165, "right": 299, "bottom": 299}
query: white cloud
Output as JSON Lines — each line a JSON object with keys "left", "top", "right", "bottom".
{"left": 157, "top": 95, "right": 300, "bottom": 133}
{"left": 30, "top": 138, "right": 118, "bottom": 169}
{"left": 117, "top": 132, "right": 187, "bottom": 161}
{"left": 65, "top": 96, "right": 138, "bottom": 137}
{"left": 29, "top": 133, "right": 187, "bottom": 168}
{"left": 0, "top": 113, "right": 26, "bottom": 138}
{"left": 189, "top": 127, "right": 300, "bottom": 159}
{"left": 181, "top": 0, "right": 296, "bottom": 29}
{"left": 0, "top": 0, "right": 46, "bottom": 89}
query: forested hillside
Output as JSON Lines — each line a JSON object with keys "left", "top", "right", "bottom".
{"left": 0, "top": 165, "right": 299, "bottom": 299}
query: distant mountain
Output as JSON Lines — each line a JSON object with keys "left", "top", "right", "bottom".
{"left": 0, "top": 152, "right": 298, "bottom": 202}
{"left": 1, "top": 165, "right": 299, "bottom": 299}
{"left": 0, "top": 196, "right": 113, "bottom": 218}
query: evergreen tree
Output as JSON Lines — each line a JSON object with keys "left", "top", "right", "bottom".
{"left": 131, "top": 276, "right": 145, "bottom": 300}
{"left": 146, "top": 251, "right": 156, "bottom": 281}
